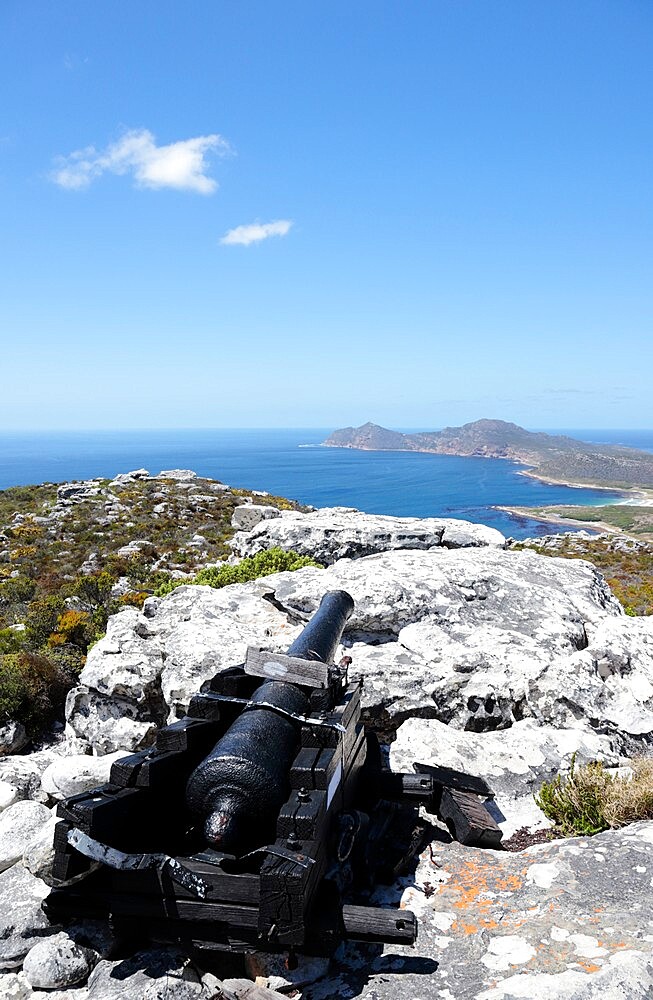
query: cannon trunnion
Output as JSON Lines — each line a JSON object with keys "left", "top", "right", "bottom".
{"left": 45, "top": 590, "right": 501, "bottom": 958}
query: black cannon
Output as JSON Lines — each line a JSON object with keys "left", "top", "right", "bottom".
{"left": 45, "top": 590, "right": 501, "bottom": 957}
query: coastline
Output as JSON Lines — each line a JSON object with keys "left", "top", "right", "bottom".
{"left": 323, "top": 442, "right": 650, "bottom": 497}
{"left": 494, "top": 504, "right": 619, "bottom": 535}
{"left": 515, "top": 467, "right": 636, "bottom": 496}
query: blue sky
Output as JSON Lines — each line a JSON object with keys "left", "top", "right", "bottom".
{"left": 1, "top": 1, "right": 651, "bottom": 430}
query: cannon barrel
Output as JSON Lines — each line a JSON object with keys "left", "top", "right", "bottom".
{"left": 286, "top": 589, "right": 355, "bottom": 663}
{"left": 185, "top": 590, "right": 354, "bottom": 851}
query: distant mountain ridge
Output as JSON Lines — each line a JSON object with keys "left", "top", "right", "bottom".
{"left": 323, "top": 420, "right": 653, "bottom": 488}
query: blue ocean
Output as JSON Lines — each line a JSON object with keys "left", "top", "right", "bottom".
{"left": 0, "top": 428, "right": 651, "bottom": 540}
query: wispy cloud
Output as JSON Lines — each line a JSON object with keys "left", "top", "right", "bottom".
{"left": 220, "top": 219, "right": 293, "bottom": 246}
{"left": 51, "top": 128, "right": 230, "bottom": 194}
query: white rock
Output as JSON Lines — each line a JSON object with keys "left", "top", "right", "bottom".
{"left": 78, "top": 608, "right": 163, "bottom": 703}
{"left": 40, "top": 751, "right": 130, "bottom": 801}
{"left": 231, "top": 504, "right": 281, "bottom": 532}
{"left": 231, "top": 506, "right": 506, "bottom": 564}
{"left": 0, "top": 801, "right": 51, "bottom": 873}
{"left": 23, "top": 931, "right": 96, "bottom": 989}
{"left": 477, "top": 948, "right": 653, "bottom": 998}
{"left": 0, "top": 970, "right": 34, "bottom": 998}
{"left": 0, "top": 780, "right": 19, "bottom": 812}
{"left": 0, "top": 863, "right": 52, "bottom": 969}
{"left": 0, "top": 720, "right": 28, "bottom": 756}
{"left": 23, "top": 814, "right": 59, "bottom": 885}
{"left": 64, "top": 688, "right": 157, "bottom": 755}
{"left": 87, "top": 947, "right": 211, "bottom": 998}
{"left": 156, "top": 469, "right": 198, "bottom": 480}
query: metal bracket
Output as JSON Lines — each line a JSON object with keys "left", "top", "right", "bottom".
{"left": 197, "top": 691, "right": 346, "bottom": 733}
{"left": 66, "top": 828, "right": 211, "bottom": 899}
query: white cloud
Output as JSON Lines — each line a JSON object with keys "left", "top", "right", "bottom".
{"left": 51, "top": 128, "right": 230, "bottom": 194}
{"left": 220, "top": 219, "right": 293, "bottom": 246}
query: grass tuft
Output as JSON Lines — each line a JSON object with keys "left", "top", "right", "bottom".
{"left": 535, "top": 753, "right": 653, "bottom": 836}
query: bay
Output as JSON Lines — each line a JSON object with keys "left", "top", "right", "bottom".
{"left": 0, "top": 427, "right": 650, "bottom": 540}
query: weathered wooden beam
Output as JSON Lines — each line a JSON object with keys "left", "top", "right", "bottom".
{"left": 414, "top": 761, "right": 496, "bottom": 799}
{"left": 341, "top": 904, "right": 418, "bottom": 945}
{"left": 245, "top": 647, "right": 331, "bottom": 688}
{"left": 438, "top": 787, "right": 503, "bottom": 847}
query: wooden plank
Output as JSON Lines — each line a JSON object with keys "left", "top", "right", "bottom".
{"left": 341, "top": 904, "right": 417, "bottom": 945}
{"left": 289, "top": 747, "right": 320, "bottom": 789}
{"left": 46, "top": 887, "right": 261, "bottom": 929}
{"left": 277, "top": 789, "right": 326, "bottom": 841}
{"left": 110, "top": 750, "right": 151, "bottom": 788}
{"left": 438, "top": 787, "right": 503, "bottom": 847}
{"left": 376, "top": 771, "right": 436, "bottom": 807}
{"left": 155, "top": 717, "right": 221, "bottom": 755}
{"left": 259, "top": 838, "right": 326, "bottom": 947}
{"left": 203, "top": 667, "right": 260, "bottom": 698}
{"left": 135, "top": 749, "right": 194, "bottom": 791}
{"left": 187, "top": 694, "right": 223, "bottom": 723}
{"left": 57, "top": 785, "right": 146, "bottom": 839}
{"left": 245, "top": 647, "right": 330, "bottom": 688}
{"left": 107, "top": 862, "right": 260, "bottom": 906}
{"left": 414, "top": 761, "right": 496, "bottom": 799}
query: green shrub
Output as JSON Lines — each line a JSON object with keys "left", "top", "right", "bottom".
{"left": 535, "top": 753, "right": 653, "bottom": 836}
{"left": 155, "top": 547, "right": 322, "bottom": 597}
{"left": 0, "top": 627, "right": 23, "bottom": 655}
{"left": 0, "top": 575, "right": 37, "bottom": 607}
{"left": 0, "top": 651, "right": 76, "bottom": 734}
{"left": 24, "top": 594, "right": 65, "bottom": 649}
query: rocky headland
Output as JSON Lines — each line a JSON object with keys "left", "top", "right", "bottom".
{"left": 0, "top": 476, "right": 652, "bottom": 998}
{"left": 324, "top": 419, "right": 653, "bottom": 489}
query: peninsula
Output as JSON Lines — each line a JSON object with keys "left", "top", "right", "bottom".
{"left": 323, "top": 419, "right": 653, "bottom": 489}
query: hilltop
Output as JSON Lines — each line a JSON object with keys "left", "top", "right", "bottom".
{"left": 0, "top": 469, "right": 307, "bottom": 747}
{"left": 324, "top": 419, "right": 653, "bottom": 488}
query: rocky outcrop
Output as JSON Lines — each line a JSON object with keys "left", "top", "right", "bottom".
{"left": 311, "top": 822, "right": 653, "bottom": 999}
{"left": 65, "top": 540, "right": 653, "bottom": 755}
{"left": 231, "top": 506, "right": 506, "bottom": 564}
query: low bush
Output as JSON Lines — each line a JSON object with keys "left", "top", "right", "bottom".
{"left": 155, "top": 547, "right": 322, "bottom": 596}
{"left": 535, "top": 753, "right": 653, "bottom": 836}
{"left": 0, "top": 651, "right": 77, "bottom": 734}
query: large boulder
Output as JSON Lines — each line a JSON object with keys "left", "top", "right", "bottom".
{"left": 231, "top": 503, "right": 281, "bottom": 532}
{"left": 67, "top": 585, "right": 301, "bottom": 749}
{"left": 0, "top": 864, "right": 53, "bottom": 969}
{"left": 40, "top": 751, "right": 131, "bottom": 801}
{"left": 231, "top": 506, "right": 506, "bottom": 564}
{"left": 0, "top": 801, "right": 51, "bottom": 873}
{"left": 22, "top": 930, "right": 97, "bottom": 989}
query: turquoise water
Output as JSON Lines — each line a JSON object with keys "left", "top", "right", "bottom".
{"left": 0, "top": 428, "right": 650, "bottom": 539}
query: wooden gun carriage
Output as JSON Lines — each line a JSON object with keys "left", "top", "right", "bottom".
{"left": 45, "top": 591, "right": 501, "bottom": 959}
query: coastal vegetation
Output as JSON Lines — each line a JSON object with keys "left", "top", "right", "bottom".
{"left": 155, "top": 546, "right": 321, "bottom": 595}
{"left": 512, "top": 534, "right": 653, "bottom": 616}
{"left": 536, "top": 753, "right": 653, "bottom": 836}
{"left": 529, "top": 504, "right": 653, "bottom": 537}
{"left": 0, "top": 473, "right": 308, "bottom": 739}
